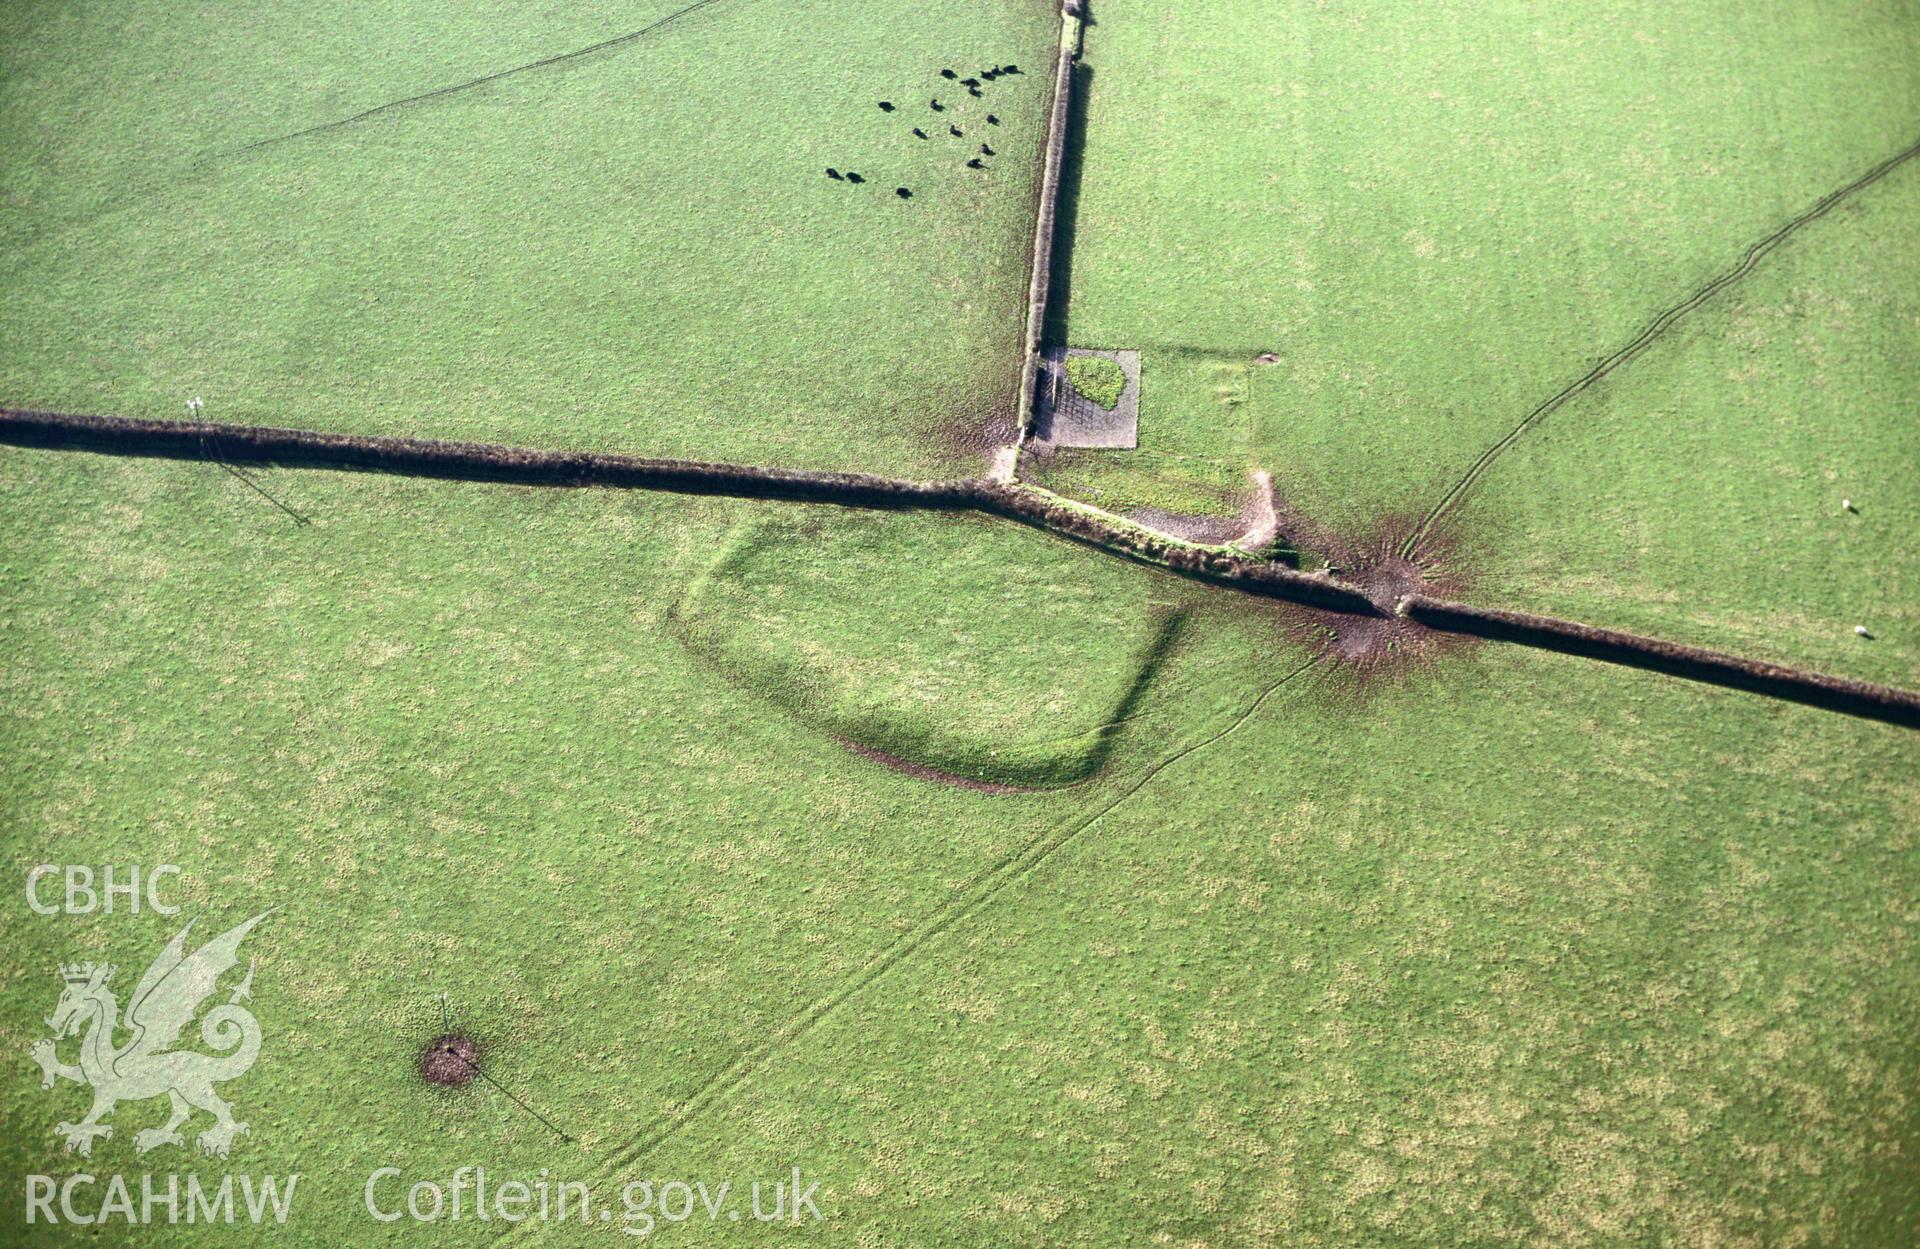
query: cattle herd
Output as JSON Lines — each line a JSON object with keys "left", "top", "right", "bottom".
{"left": 825, "top": 61, "right": 1023, "bottom": 201}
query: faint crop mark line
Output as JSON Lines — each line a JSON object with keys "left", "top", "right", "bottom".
{"left": 219, "top": 0, "right": 741, "bottom": 158}
{"left": 553, "top": 654, "right": 1326, "bottom": 1207}
{"left": 4, "top": 0, "right": 747, "bottom": 255}
{"left": 1023, "top": 695, "right": 1178, "bottom": 750}
{"left": 1403, "top": 133, "right": 1920, "bottom": 557}
{"left": 592, "top": 654, "right": 1323, "bottom": 1180}
{"left": 1025, "top": 625, "right": 1284, "bottom": 757}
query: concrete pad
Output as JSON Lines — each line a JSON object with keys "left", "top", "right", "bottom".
{"left": 1032, "top": 347, "right": 1139, "bottom": 448}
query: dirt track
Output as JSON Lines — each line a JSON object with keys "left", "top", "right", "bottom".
{"left": 1403, "top": 134, "right": 1920, "bottom": 557}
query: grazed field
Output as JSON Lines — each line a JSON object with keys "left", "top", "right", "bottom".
{"left": 0, "top": 0, "right": 1057, "bottom": 475}
{"left": 4, "top": 0, "right": 1918, "bottom": 1245}
{"left": 673, "top": 510, "right": 1195, "bottom": 787}
{"left": 1455, "top": 163, "right": 1920, "bottom": 686}
{"left": 652, "top": 641, "right": 1920, "bottom": 1247}
{"left": 0, "top": 449, "right": 1117, "bottom": 1243}
{"left": 1048, "top": 0, "right": 1920, "bottom": 535}
{"left": 3, "top": 450, "right": 1915, "bottom": 1245}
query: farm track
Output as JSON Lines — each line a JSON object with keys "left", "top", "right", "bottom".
{"left": 536, "top": 653, "right": 1328, "bottom": 1225}
{"left": 1404, "top": 133, "right": 1920, "bottom": 555}
{"left": 3, "top": 405, "right": 1917, "bottom": 730}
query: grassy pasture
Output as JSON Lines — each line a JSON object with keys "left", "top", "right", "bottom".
{"left": 1456, "top": 163, "right": 1920, "bottom": 686}
{"left": 672, "top": 509, "right": 1195, "bottom": 787}
{"left": 1046, "top": 0, "right": 1920, "bottom": 536}
{"left": 643, "top": 639, "right": 1920, "bottom": 1247}
{"left": 0, "top": 447, "right": 1132, "bottom": 1244}
{"left": 0, "top": 0, "right": 1057, "bottom": 475}
{"left": 3, "top": 0, "right": 1918, "bottom": 1244}
{"left": 3, "top": 449, "right": 1916, "bottom": 1245}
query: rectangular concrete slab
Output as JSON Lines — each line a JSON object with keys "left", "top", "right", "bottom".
{"left": 1032, "top": 347, "right": 1139, "bottom": 448}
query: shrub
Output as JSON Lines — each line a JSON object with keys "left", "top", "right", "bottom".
{"left": 1065, "top": 355, "right": 1127, "bottom": 410}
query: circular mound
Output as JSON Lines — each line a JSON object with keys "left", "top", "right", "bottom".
{"left": 420, "top": 1033, "right": 479, "bottom": 1088}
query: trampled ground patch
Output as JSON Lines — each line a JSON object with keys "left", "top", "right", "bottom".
{"left": 1045, "top": 0, "right": 1920, "bottom": 534}
{"left": 0, "top": 0, "right": 1057, "bottom": 475}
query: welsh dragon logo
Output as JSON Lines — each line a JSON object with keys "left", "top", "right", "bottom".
{"left": 30, "top": 911, "right": 271, "bottom": 1158}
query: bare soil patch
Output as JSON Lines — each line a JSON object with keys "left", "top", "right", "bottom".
{"left": 421, "top": 1033, "right": 480, "bottom": 1088}
{"left": 930, "top": 397, "right": 1021, "bottom": 469}
{"left": 1266, "top": 516, "right": 1477, "bottom": 679}
{"left": 1123, "top": 505, "right": 1246, "bottom": 544}
{"left": 1119, "top": 472, "right": 1273, "bottom": 547}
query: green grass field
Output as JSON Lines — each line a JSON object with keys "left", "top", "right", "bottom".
{"left": 3, "top": 450, "right": 1916, "bottom": 1244}
{"left": 3, "top": 0, "right": 1918, "bottom": 1244}
{"left": 0, "top": 0, "right": 1057, "bottom": 475}
{"left": 1454, "top": 164, "right": 1920, "bottom": 687}
{"left": 1047, "top": 1, "right": 1919, "bottom": 553}
{"left": 672, "top": 509, "right": 1193, "bottom": 787}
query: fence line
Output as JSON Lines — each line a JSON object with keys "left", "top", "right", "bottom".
{"left": 1015, "top": 2, "right": 1085, "bottom": 440}
{"left": 1400, "top": 595, "right": 1920, "bottom": 729}
{"left": 5, "top": 405, "right": 1917, "bottom": 729}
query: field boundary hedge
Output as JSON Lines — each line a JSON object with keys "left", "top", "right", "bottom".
{"left": 1402, "top": 595, "right": 1920, "bottom": 729}
{"left": 5, "top": 405, "right": 1916, "bottom": 729}
{"left": 0, "top": 407, "right": 1375, "bottom": 612}
{"left": 0, "top": 407, "right": 983, "bottom": 507}
{"left": 1015, "top": 2, "right": 1084, "bottom": 439}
